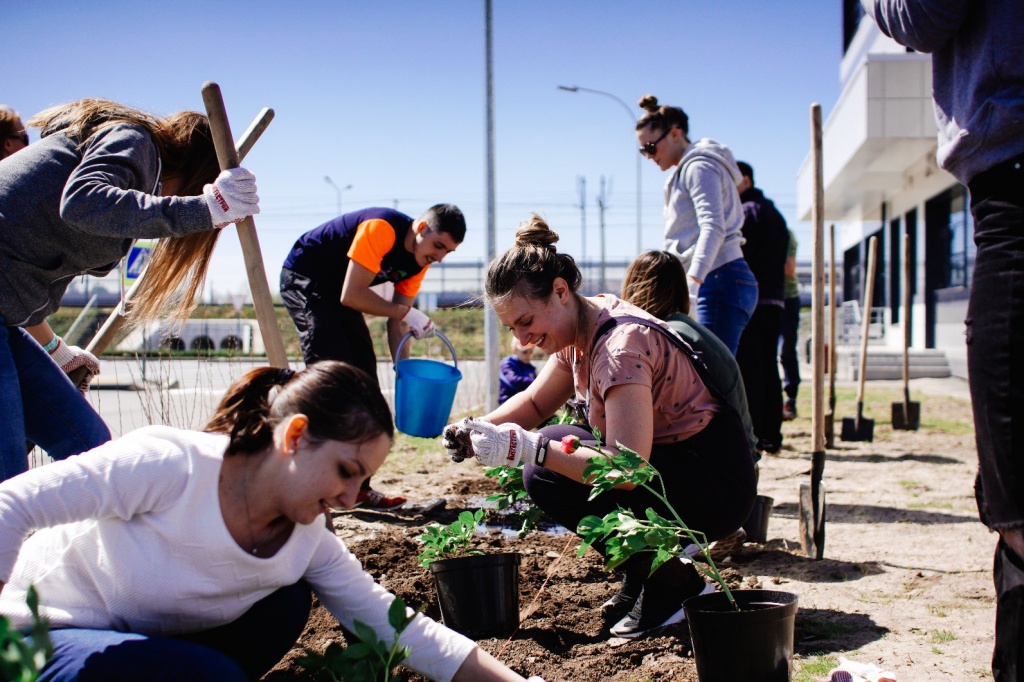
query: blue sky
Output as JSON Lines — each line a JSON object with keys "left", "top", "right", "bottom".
{"left": 8, "top": 0, "right": 841, "bottom": 299}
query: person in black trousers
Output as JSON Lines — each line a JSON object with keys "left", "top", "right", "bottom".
{"left": 734, "top": 161, "right": 790, "bottom": 454}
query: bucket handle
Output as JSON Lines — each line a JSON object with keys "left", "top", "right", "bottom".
{"left": 394, "top": 330, "right": 458, "bottom": 370}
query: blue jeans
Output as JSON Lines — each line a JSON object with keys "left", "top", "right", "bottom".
{"left": 35, "top": 582, "right": 311, "bottom": 682}
{"left": 0, "top": 322, "right": 110, "bottom": 481}
{"left": 695, "top": 258, "right": 759, "bottom": 355}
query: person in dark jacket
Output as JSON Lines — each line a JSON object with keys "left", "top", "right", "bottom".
{"left": 0, "top": 98, "right": 259, "bottom": 481}
{"left": 734, "top": 161, "right": 790, "bottom": 454}
{"left": 864, "top": 2, "right": 1024, "bottom": 678}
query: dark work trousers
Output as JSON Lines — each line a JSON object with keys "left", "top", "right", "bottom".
{"left": 736, "top": 304, "right": 784, "bottom": 452}
{"left": 523, "top": 409, "right": 756, "bottom": 554}
{"left": 279, "top": 268, "right": 379, "bottom": 387}
{"left": 966, "top": 154, "right": 1024, "bottom": 682}
{"left": 780, "top": 296, "right": 801, "bottom": 408}
{"left": 280, "top": 268, "right": 378, "bottom": 493}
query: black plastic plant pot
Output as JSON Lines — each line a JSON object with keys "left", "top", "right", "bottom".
{"left": 429, "top": 553, "right": 521, "bottom": 639}
{"left": 683, "top": 589, "right": 798, "bottom": 681}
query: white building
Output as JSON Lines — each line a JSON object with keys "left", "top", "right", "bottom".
{"left": 797, "top": 1, "right": 970, "bottom": 378}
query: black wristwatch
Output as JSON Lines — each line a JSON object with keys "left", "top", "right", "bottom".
{"left": 535, "top": 436, "right": 550, "bottom": 467}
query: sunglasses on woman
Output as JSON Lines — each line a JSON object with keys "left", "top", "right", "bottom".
{"left": 638, "top": 127, "right": 673, "bottom": 157}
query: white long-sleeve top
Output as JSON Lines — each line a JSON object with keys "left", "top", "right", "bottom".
{"left": 0, "top": 426, "right": 475, "bottom": 682}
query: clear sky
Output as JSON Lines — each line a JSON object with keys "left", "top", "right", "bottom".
{"left": 7, "top": 0, "right": 841, "bottom": 300}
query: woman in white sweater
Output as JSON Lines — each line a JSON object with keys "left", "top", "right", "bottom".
{"left": 0, "top": 361, "right": 534, "bottom": 682}
{"left": 634, "top": 94, "right": 758, "bottom": 355}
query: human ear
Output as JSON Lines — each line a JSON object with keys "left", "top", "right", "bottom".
{"left": 283, "top": 415, "right": 309, "bottom": 454}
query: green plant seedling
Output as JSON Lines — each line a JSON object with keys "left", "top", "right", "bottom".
{"left": 575, "top": 441, "right": 738, "bottom": 610}
{"left": 484, "top": 464, "right": 543, "bottom": 536}
{"left": 298, "top": 596, "right": 418, "bottom": 682}
{"left": 0, "top": 585, "right": 53, "bottom": 682}
{"left": 417, "top": 509, "right": 486, "bottom": 567}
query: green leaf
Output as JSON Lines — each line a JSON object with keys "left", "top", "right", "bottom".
{"left": 387, "top": 597, "right": 413, "bottom": 634}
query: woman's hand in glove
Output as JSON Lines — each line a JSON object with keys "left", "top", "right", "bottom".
{"left": 465, "top": 420, "right": 548, "bottom": 468}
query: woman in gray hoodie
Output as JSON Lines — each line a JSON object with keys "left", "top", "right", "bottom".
{"left": 635, "top": 95, "right": 757, "bottom": 355}
{"left": 0, "top": 98, "right": 260, "bottom": 480}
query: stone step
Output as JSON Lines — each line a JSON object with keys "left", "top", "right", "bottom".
{"left": 837, "top": 349, "right": 951, "bottom": 381}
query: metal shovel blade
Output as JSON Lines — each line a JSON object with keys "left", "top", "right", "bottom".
{"left": 798, "top": 479, "right": 827, "bottom": 559}
{"left": 841, "top": 403, "right": 874, "bottom": 442}
{"left": 891, "top": 401, "right": 920, "bottom": 431}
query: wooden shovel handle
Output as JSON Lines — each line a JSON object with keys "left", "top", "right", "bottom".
{"left": 857, "top": 236, "right": 879, "bottom": 404}
{"left": 810, "top": 103, "right": 826, "bottom": 453}
{"left": 202, "top": 82, "right": 289, "bottom": 369}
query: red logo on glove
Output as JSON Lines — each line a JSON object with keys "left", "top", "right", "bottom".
{"left": 212, "top": 186, "right": 229, "bottom": 211}
{"left": 507, "top": 431, "right": 518, "bottom": 461}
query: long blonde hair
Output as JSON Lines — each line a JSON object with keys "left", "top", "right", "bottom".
{"left": 29, "top": 98, "right": 222, "bottom": 322}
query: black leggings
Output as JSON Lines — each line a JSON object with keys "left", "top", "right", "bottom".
{"left": 524, "top": 408, "right": 756, "bottom": 553}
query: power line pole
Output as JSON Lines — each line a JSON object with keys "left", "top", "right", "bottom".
{"left": 597, "top": 176, "right": 609, "bottom": 294}
{"left": 577, "top": 175, "right": 587, "bottom": 281}
{"left": 483, "top": 0, "right": 499, "bottom": 411}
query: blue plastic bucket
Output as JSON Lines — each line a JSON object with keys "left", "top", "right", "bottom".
{"left": 393, "top": 331, "right": 462, "bottom": 438}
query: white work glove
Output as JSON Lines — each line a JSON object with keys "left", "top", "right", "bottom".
{"left": 49, "top": 337, "right": 100, "bottom": 393}
{"left": 203, "top": 167, "right": 260, "bottom": 228}
{"left": 442, "top": 417, "right": 487, "bottom": 463}
{"left": 402, "top": 305, "right": 435, "bottom": 339}
{"left": 466, "top": 420, "right": 549, "bottom": 468}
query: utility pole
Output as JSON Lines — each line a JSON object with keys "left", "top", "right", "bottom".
{"left": 577, "top": 175, "right": 587, "bottom": 282}
{"left": 597, "top": 176, "right": 609, "bottom": 294}
{"left": 483, "top": 0, "right": 499, "bottom": 411}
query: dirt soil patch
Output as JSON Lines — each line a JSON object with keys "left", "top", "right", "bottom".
{"left": 263, "top": 381, "right": 996, "bottom": 682}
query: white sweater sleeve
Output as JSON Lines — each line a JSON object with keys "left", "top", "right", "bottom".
{"left": 0, "top": 427, "right": 192, "bottom": 582}
{"left": 304, "top": 533, "right": 476, "bottom": 682}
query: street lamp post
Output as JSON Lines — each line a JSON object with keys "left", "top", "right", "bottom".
{"left": 323, "top": 176, "right": 352, "bottom": 215}
{"left": 558, "top": 85, "right": 643, "bottom": 256}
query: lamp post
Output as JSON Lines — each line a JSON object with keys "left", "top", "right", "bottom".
{"left": 323, "top": 176, "right": 351, "bottom": 215}
{"left": 558, "top": 85, "right": 642, "bottom": 256}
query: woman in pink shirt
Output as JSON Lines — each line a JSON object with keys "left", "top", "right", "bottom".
{"left": 444, "top": 215, "right": 756, "bottom": 640}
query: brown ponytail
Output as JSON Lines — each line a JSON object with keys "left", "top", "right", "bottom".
{"left": 204, "top": 362, "right": 393, "bottom": 456}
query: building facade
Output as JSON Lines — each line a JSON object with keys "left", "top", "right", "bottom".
{"left": 797, "top": 0, "right": 972, "bottom": 378}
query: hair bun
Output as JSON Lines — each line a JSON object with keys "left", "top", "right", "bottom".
{"left": 514, "top": 213, "right": 559, "bottom": 250}
{"left": 638, "top": 94, "right": 660, "bottom": 113}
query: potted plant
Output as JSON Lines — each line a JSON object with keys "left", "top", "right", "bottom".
{"left": 418, "top": 510, "right": 521, "bottom": 640}
{"left": 575, "top": 439, "right": 798, "bottom": 682}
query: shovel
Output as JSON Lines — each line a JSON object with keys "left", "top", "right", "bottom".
{"left": 841, "top": 235, "right": 878, "bottom": 442}
{"left": 799, "top": 103, "right": 828, "bottom": 559}
{"left": 892, "top": 234, "right": 920, "bottom": 430}
{"left": 824, "top": 223, "right": 838, "bottom": 449}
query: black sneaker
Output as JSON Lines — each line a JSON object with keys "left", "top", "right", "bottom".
{"left": 601, "top": 554, "right": 651, "bottom": 621}
{"left": 609, "top": 558, "right": 714, "bottom": 639}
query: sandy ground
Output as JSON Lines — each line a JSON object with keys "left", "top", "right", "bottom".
{"left": 262, "top": 376, "right": 997, "bottom": 682}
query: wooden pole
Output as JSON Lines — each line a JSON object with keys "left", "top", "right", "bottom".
{"left": 201, "top": 82, "right": 289, "bottom": 369}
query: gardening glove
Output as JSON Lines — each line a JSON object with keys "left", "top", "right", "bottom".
{"left": 442, "top": 417, "right": 488, "bottom": 463}
{"left": 466, "top": 420, "right": 548, "bottom": 468}
{"left": 402, "top": 305, "right": 435, "bottom": 339}
{"left": 203, "top": 167, "right": 260, "bottom": 228}
{"left": 49, "top": 337, "right": 100, "bottom": 393}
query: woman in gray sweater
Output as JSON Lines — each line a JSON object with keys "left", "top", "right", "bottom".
{"left": 635, "top": 94, "right": 758, "bottom": 356}
{"left": 0, "top": 98, "right": 260, "bottom": 480}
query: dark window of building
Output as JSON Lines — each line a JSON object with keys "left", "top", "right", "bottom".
{"left": 843, "top": 0, "right": 866, "bottom": 54}
{"left": 948, "top": 185, "right": 975, "bottom": 288}
{"left": 889, "top": 215, "right": 902, "bottom": 324}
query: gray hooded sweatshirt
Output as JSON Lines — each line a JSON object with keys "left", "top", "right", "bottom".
{"left": 663, "top": 138, "right": 746, "bottom": 283}
{"left": 0, "top": 123, "right": 213, "bottom": 327}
